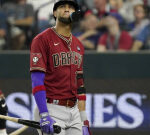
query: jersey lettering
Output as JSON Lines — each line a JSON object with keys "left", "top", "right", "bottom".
{"left": 77, "top": 53, "right": 82, "bottom": 68}
{"left": 67, "top": 52, "right": 71, "bottom": 65}
{"left": 61, "top": 52, "right": 67, "bottom": 65}
{"left": 53, "top": 51, "right": 82, "bottom": 68}
{"left": 52, "top": 53, "right": 60, "bottom": 67}
{"left": 71, "top": 51, "right": 75, "bottom": 65}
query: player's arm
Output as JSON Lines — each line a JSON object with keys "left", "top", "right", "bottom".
{"left": 131, "top": 40, "right": 143, "bottom": 51}
{"left": 31, "top": 71, "right": 56, "bottom": 134}
{"left": 131, "top": 26, "right": 148, "bottom": 52}
{"left": 30, "top": 38, "right": 55, "bottom": 134}
{"left": 14, "top": 17, "right": 34, "bottom": 26}
{"left": 14, "top": 5, "right": 34, "bottom": 26}
{"left": 97, "top": 44, "right": 107, "bottom": 52}
{"left": 97, "top": 34, "right": 107, "bottom": 52}
{"left": 77, "top": 70, "right": 91, "bottom": 135}
{"left": 77, "top": 71, "right": 86, "bottom": 112}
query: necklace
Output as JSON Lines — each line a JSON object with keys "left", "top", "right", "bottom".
{"left": 52, "top": 27, "right": 72, "bottom": 45}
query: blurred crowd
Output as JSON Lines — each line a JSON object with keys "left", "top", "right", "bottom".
{"left": 0, "top": 0, "right": 150, "bottom": 51}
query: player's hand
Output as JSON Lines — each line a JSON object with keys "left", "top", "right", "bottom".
{"left": 82, "top": 126, "right": 90, "bottom": 135}
{"left": 82, "top": 120, "right": 92, "bottom": 135}
{"left": 40, "top": 112, "right": 56, "bottom": 134}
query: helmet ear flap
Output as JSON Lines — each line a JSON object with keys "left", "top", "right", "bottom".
{"left": 70, "top": 10, "right": 82, "bottom": 22}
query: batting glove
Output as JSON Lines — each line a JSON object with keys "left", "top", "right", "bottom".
{"left": 82, "top": 120, "right": 92, "bottom": 135}
{"left": 40, "top": 112, "right": 56, "bottom": 134}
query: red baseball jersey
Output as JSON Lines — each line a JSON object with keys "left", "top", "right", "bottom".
{"left": 30, "top": 28, "right": 84, "bottom": 100}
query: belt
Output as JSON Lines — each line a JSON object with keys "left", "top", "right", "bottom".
{"left": 47, "top": 98, "right": 77, "bottom": 108}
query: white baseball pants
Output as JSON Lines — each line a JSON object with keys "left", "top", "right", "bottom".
{"left": 34, "top": 103, "right": 82, "bottom": 135}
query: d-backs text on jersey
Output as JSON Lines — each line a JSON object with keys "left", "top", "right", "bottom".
{"left": 52, "top": 51, "right": 82, "bottom": 68}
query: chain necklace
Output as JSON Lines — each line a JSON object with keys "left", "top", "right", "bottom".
{"left": 52, "top": 27, "right": 72, "bottom": 46}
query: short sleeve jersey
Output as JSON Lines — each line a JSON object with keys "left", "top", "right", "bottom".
{"left": 30, "top": 28, "right": 84, "bottom": 100}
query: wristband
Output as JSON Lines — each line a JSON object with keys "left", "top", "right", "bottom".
{"left": 78, "top": 95, "right": 86, "bottom": 100}
{"left": 77, "top": 87, "right": 86, "bottom": 94}
{"left": 32, "top": 85, "right": 46, "bottom": 95}
{"left": 76, "top": 71, "right": 84, "bottom": 87}
{"left": 76, "top": 73, "right": 84, "bottom": 79}
{"left": 40, "top": 112, "right": 49, "bottom": 118}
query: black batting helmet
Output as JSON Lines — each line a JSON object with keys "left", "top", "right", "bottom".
{"left": 53, "top": 0, "right": 79, "bottom": 12}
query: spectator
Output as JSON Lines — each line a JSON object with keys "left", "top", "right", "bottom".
{"left": 143, "top": 0, "right": 150, "bottom": 6}
{"left": 2, "top": 0, "right": 34, "bottom": 49}
{"left": 128, "top": 4, "right": 150, "bottom": 39}
{"left": 13, "top": 0, "right": 34, "bottom": 27}
{"left": 27, "top": 0, "right": 53, "bottom": 34}
{"left": 97, "top": 15, "right": 133, "bottom": 52}
{"left": 74, "top": 11, "right": 101, "bottom": 50}
{"left": 0, "top": 90, "right": 8, "bottom": 135}
{"left": 93, "top": 0, "right": 109, "bottom": 18}
{"left": 2, "top": 2, "right": 16, "bottom": 19}
{"left": 14, "top": 0, "right": 34, "bottom": 48}
{"left": 131, "top": 24, "right": 150, "bottom": 51}
{"left": 83, "top": 0, "right": 108, "bottom": 34}
{"left": 92, "top": 0, "right": 124, "bottom": 32}
{"left": 0, "top": 8, "right": 7, "bottom": 50}
{"left": 81, "top": 0, "right": 94, "bottom": 10}
{"left": 108, "top": 0, "right": 123, "bottom": 13}
{"left": 148, "top": 0, "right": 150, "bottom": 7}
{"left": 10, "top": 27, "right": 26, "bottom": 50}
{"left": 119, "top": 0, "right": 143, "bottom": 23}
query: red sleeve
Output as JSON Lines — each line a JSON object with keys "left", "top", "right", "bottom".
{"left": 98, "top": 34, "right": 107, "bottom": 46}
{"left": 30, "top": 37, "right": 48, "bottom": 72}
{"left": 119, "top": 31, "right": 133, "bottom": 50}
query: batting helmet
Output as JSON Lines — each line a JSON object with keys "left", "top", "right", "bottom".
{"left": 53, "top": 0, "right": 79, "bottom": 12}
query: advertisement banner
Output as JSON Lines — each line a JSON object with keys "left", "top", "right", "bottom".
{"left": 5, "top": 91, "right": 150, "bottom": 135}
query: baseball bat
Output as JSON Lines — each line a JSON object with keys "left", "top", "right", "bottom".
{"left": 0, "top": 115, "right": 61, "bottom": 134}
{"left": 9, "top": 126, "right": 28, "bottom": 135}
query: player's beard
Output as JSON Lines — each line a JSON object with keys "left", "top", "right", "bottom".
{"left": 58, "top": 16, "right": 71, "bottom": 24}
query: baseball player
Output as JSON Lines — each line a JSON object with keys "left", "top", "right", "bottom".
{"left": 30, "top": 0, "right": 91, "bottom": 135}
{"left": 0, "top": 90, "right": 8, "bottom": 135}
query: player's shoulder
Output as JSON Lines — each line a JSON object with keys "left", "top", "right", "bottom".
{"left": 33, "top": 28, "right": 53, "bottom": 41}
{"left": 72, "top": 35, "right": 84, "bottom": 50}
